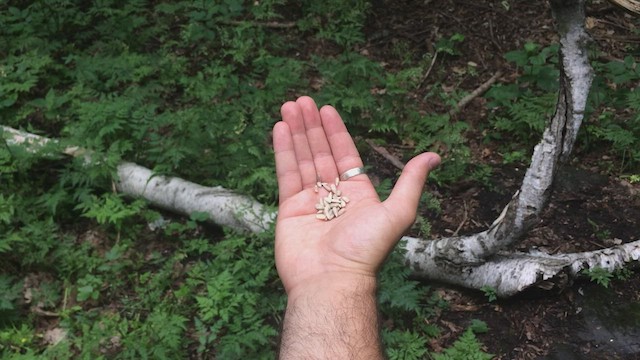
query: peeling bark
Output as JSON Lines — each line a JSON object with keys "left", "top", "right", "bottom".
{"left": 117, "top": 162, "right": 275, "bottom": 234}
{"left": 1, "top": 126, "right": 274, "bottom": 234}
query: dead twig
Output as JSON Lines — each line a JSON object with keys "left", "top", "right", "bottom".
{"left": 365, "top": 139, "right": 405, "bottom": 170}
{"left": 417, "top": 51, "right": 439, "bottom": 89}
{"left": 452, "top": 200, "right": 469, "bottom": 237}
{"left": 448, "top": 70, "right": 503, "bottom": 116}
{"left": 31, "top": 307, "right": 60, "bottom": 317}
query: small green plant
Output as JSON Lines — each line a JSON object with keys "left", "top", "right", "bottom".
{"left": 587, "top": 218, "right": 612, "bottom": 241}
{"left": 0, "top": 275, "right": 22, "bottom": 312}
{"left": 414, "top": 215, "right": 433, "bottom": 238}
{"left": 76, "top": 274, "right": 103, "bottom": 302}
{"left": 484, "top": 43, "right": 558, "bottom": 151}
{"left": 502, "top": 150, "right": 529, "bottom": 165}
{"left": 432, "top": 323, "right": 494, "bottom": 360}
{"left": 613, "top": 267, "right": 634, "bottom": 281}
{"left": 435, "top": 33, "right": 466, "bottom": 56}
{"left": 77, "top": 194, "right": 146, "bottom": 240}
{"left": 584, "top": 267, "right": 614, "bottom": 288}
{"left": 480, "top": 286, "right": 498, "bottom": 302}
{"left": 468, "top": 319, "right": 490, "bottom": 334}
{"left": 384, "top": 330, "right": 429, "bottom": 360}
{"left": 0, "top": 324, "right": 35, "bottom": 354}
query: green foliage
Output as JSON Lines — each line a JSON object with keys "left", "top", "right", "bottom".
{"left": 78, "top": 194, "right": 146, "bottom": 235}
{"left": 299, "top": 0, "right": 370, "bottom": 48}
{"left": 435, "top": 33, "right": 466, "bottom": 56}
{"left": 1, "top": 1, "right": 331, "bottom": 357}
{"left": 379, "top": 248, "right": 448, "bottom": 358}
{"left": 0, "top": 324, "right": 35, "bottom": 354}
{"left": 383, "top": 329, "right": 429, "bottom": 360}
{"left": 76, "top": 274, "right": 102, "bottom": 302}
{"left": 468, "top": 319, "right": 490, "bottom": 334}
{"left": 432, "top": 326, "right": 494, "bottom": 360}
{"left": 188, "top": 232, "right": 281, "bottom": 359}
{"left": 583, "top": 266, "right": 636, "bottom": 288}
{"left": 627, "top": 174, "right": 640, "bottom": 183}
{"left": 480, "top": 286, "right": 498, "bottom": 303}
{"left": 587, "top": 218, "right": 612, "bottom": 241}
{"left": 486, "top": 43, "right": 640, "bottom": 173}
{"left": 484, "top": 43, "right": 559, "bottom": 149}
{"left": 0, "top": 276, "right": 22, "bottom": 312}
{"left": 613, "top": 266, "right": 634, "bottom": 281}
{"left": 501, "top": 150, "right": 529, "bottom": 165}
{"left": 583, "top": 267, "right": 614, "bottom": 288}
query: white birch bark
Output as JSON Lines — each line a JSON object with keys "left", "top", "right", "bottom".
{"left": 4, "top": 123, "right": 639, "bottom": 297}
{"left": 1, "top": 126, "right": 274, "bottom": 234}
{"left": 116, "top": 162, "right": 275, "bottom": 233}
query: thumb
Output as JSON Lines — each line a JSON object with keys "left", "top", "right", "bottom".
{"left": 383, "top": 152, "right": 440, "bottom": 229}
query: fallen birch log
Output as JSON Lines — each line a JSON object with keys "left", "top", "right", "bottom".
{"left": 1, "top": 126, "right": 274, "bottom": 234}
{"left": 3, "top": 123, "right": 639, "bottom": 297}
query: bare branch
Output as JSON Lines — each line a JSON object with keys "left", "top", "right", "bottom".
{"left": 448, "top": 71, "right": 503, "bottom": 116}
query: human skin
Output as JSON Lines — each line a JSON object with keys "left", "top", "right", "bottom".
{"left": 273, "top": 96, "right": 440, "bottom": 359}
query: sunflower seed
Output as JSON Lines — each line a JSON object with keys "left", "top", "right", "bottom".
{"left": 326, "top": 208, "right": 335, "bottom": 220}
{"left": 314, "top": 176, "right": 349, "bottom": 221}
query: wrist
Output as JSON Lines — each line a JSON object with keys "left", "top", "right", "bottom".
{"left": 285, "top": 272, "right": 377, "bottom": 303}
{"left": 279, "top": 273, "right": 383, "bottom": 360}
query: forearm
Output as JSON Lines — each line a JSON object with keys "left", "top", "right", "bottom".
{"left": 278, "top": 275, "right": 384, "bottom": 360}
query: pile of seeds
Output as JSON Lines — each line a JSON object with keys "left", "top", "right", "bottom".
{"left": 314, "top": 177, "right": 350, "bottom": 221}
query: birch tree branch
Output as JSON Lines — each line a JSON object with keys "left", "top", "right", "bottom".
{"left": 404, "top": 237, "right": 640, "bottom": 297}
{"left": 4, "top": 122, "right": 638, "bottom": 297}
{"left": 1, "top": 126, "right": 275, "bottom": 234}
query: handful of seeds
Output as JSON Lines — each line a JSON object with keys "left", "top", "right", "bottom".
{"left": 314, "top": 177, "right": 350, "bottom": 221}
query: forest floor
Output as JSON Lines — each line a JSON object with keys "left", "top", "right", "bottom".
{"left": 362, "top": 0, "right": 640, "bottom": 359}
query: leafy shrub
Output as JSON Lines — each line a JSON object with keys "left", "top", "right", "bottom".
{"left": 485, "top": 42, "right": 640, "bottom": 173}
{"left": 433, "top": 328, "right": 494, "bottom": 360}
{"left": 484, "top": 42, "right": 559, "bottom": 149}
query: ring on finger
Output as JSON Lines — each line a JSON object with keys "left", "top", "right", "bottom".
{"left": 340, "top": 167, "right": 366, "bottom": 181}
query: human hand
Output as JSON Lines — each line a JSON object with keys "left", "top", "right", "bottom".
{"left": 273, "top": 96, "right": 440, "bottom": 298}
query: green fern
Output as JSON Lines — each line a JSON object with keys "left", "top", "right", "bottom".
{"left": 383, "top": 329, "right": 429, "bottom": 360}
{"left": 433, "top": 328, "right": 494, "bottom": 360}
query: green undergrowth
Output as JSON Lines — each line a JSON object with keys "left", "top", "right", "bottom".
{"left": 4, "top": 0, "right": 634, "bottom": 358}
{"left": 485, "top": 41, "right": 640, "bottom": 174}
{"left": 0, "top": 0, "right": 481, "bottom": 358}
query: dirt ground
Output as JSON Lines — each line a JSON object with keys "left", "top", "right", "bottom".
{"left": 362, "top": 1, "right": 640, "bottom": 359}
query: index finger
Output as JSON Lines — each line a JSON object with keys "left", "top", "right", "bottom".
{"left": 273, "top": 121, "right": 302, "bottom": 203}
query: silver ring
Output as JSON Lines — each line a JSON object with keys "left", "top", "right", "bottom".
{"left": 340, "top": 167, "right": 366, "bottom": 181}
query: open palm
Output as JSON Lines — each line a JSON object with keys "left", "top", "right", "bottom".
{"left": 273, "top": 97, "right": 440, "bottom": 295}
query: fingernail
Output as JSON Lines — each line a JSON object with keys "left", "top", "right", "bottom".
{"left": 428, "top": 155, "right": 441, "bottom": 169}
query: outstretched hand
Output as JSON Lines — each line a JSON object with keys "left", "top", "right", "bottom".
{"left": 273, "top": 96, "right": 440, "bottom": 298}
